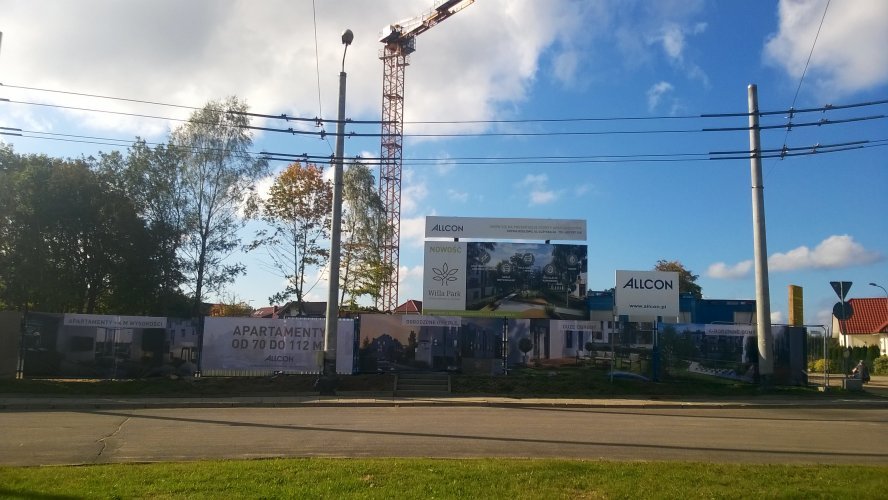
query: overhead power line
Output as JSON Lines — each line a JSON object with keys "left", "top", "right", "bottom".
{"left": 8, "top": 127, "right": 888, "bottom": 166}
{"left": 5, "top": 97, "right": 885, "bottom": 142}
{"left": 5, "top": 81, "right": 887, "bottom": 127}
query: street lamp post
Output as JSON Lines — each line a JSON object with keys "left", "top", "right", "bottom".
{"left": 319, "top": 29, "right": 353, "bottom": 395}
{"left": 870, "top": 282, "right": 888, "bottom": 304}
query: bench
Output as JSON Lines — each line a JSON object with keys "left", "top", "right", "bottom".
{"left": 593, "top": 351, "right": 614, "bottom": 368}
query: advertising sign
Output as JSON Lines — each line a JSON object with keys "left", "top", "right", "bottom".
{"left": 423, "top": 241, "right": 468, "bottom": 312}
{"left": 63, "top": 314, "right": 166, "bottom": 329}
{"left": 201, "top": 317, "right": 354, "bottom": 374}
{"left": 425, "top": 216, "right": 586, "bottom": 241}
{"left": 424, "top": 241, "right": 588, "bottom": 319}
{"left": 704, "top": 324, "right": 755, "bottom": 337}
{"left": 615, "top": 270, "right": 679, "bottom": 317}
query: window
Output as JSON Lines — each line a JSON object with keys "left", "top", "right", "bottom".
{"left": 566, "top": 331, "right": 573, "bottom": 349}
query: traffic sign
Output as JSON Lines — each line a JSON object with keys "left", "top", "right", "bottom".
{"left": 833, "top": 301, "right": 853, "bottom": 320}
{"left": 830, "top": 281, "right": 852, "bottom": 300}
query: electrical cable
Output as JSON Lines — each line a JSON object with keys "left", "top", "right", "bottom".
{"left": 779, "top": 0, "right": 832, "bottom": 158}
{"left": 10, "top": 128, "right": 888, "bottom": 166}
{"left": 5, "top": 81, "right": 886, "bottom": 126}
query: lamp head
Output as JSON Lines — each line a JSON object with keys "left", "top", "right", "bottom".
{"left": 342, "top": 29, "right": 354, "bottom": 46}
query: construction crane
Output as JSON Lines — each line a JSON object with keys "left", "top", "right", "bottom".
{"left": 376, "top": 0, "right": 474, "bottom": 312}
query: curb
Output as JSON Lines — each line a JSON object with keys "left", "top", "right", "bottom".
{"left": 3, "top": 395, "right": 888, "bottom": 411}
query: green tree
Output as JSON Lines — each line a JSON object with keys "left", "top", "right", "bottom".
{"left": 654, "top": 259, "right": 702, "bottom": 299}
{"left": 171, "top": 97, "right": 268, "bottom": 314}
{"left": 246, "top": 162, "right": 331, "bottom": 313}
{"left": 340, "top": 162, "right": 389, "bottom": 308}
{"left": 92, "top": 144, "right": 188, "bottom": 315}
{"left": 0, "top": 151, "right": 162, "bottom": 314}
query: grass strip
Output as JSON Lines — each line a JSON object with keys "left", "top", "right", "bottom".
{"left": 1, "top": 458, "right": 884, "bottom": 499}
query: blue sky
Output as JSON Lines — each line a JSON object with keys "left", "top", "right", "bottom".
{"left": 1, "top": 0, "right": 886, "bottom": 325}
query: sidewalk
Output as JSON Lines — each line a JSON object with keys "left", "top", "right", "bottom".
{"left": 2, "top": 392, "right": 887, "bottom": 411}
{"left": 3, "top": 375, "right": 886, "bottom": 411}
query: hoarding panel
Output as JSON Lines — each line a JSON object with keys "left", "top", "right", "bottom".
{"left": 615, "top": 270, "right": 679, "bottom": 318}
{"left": 423, "top": 241, "right": 588, "bottom": 319}
{"left": 201, "top": 317, "right": 354, "bottom": 374}
{"left": 425, "top": 216, "right": 586, "bottom": 241}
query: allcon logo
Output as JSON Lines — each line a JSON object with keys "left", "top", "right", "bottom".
{"left": 430, "top": 224, "right": 464, "bottom": 232}
{"left": 622, "top": 278, "right": 674, "bottom": 290}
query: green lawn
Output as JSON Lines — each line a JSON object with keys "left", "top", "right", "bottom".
{"left": 0, "top": 458, "right": 883, "bottom": 499}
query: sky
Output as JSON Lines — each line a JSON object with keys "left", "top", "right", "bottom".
{"left": 1, "top": 0, "right": 886, "bottom": 326}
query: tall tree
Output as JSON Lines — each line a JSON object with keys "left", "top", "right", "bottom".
{"left": 654, "top": 259, "right": 702, "bottom": 299}
{"left": 93, "top": 144, "right": 188, "bottom": 314}
{"left": 171, "top": 97, "right": 267, "bottom": 314}
{"left": 245, "top": 162, "right": 331, "bottom": 313}
{"left": 340, "top": 162, "right": 389, "bottom": 309}
{"left": 0, "top": 151, "right": 162, "bottom": 313}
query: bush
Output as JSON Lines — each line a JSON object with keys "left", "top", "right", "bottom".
{"left": 808, "top": 359, "right": 834, "bottom": 373}
{"left": 872, "top": 356, "right": 888, "bottom": 375}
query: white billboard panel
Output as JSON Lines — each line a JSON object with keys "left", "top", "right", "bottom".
{"left": 201, "top": 317, "right": 354, "bottom": 374}
{"left": 422, "top": 241, "right": 468, "bottom": 312}
{"left": 615, "top": 270, "right": 679, "bottom": 318}
{"left": 425, "top": 216, "right": 586, "bottom": 241}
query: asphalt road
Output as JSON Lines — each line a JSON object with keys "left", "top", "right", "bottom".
{"left": 2, "top": 405, "right": 886, "bottom": 466}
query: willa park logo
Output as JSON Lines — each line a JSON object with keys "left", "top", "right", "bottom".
{"left": 432, "top": 262, "right": 459, "bottom": 286}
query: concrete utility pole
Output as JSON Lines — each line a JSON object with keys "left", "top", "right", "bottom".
{"left": 747, "top": 84, "right": 774, "bottom": 381}
{"left": 320, "top": 29, "right": 353, "bottom": 394}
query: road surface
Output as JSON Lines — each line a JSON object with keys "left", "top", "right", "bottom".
{"left": 1, "top": 405, "right": 886, "bottom": 466}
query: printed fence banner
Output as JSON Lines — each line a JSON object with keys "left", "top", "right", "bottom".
{"left": 201, "top": 317, "right": 355, "bottom": 374}
{"left": 63, "top": 313, "right": 166, "bottom": 329}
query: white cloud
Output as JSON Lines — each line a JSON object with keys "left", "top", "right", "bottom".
{"left": 530, "top": 190, "right": 558, "bottom": 205}
{"left": 0, "top": 0, "right": 586, "bottom": 141}
{"left": 398, "top": 264, "right": 425, "bottom": 301}
{"left": 447, "top": 189, "right": 469, "bottom": 203}
{"left": 399, "top": 216, "right": 427, "bottom": 249}
{"left": 519, "top": 174, "right": 548, "bottom": 187}
{"left": 771, "top": 311, "right": 785, "bottom": 323}
{"left": 646, "top": 81, "right": 674, "bottom": 111}
{"left": 646, "top": 18, "right": 709, "bottom": 86}
{"left": 707, "top": 235, "right": 883, "bottom": 279}
{"left": 707, "top": 260, "right": 753, "bottom": 279}
{"left": 517, "top": 173, "right": 559, "bottom": 206}
{"left": 400, "top": 169, "right": 428, "bottom": 215}
{"left": 434, "top": 156, "right": 457, "bottom": 176}
{"left": 658, "top": 24, "right": 686, "bottom": 60}
{"left": 552, "top": 51, "right": 580, "bottom": 84}
{"left": 764, "top": 0, "right": 888, "bottom": 95}
{"left": 768, "top": 235, "right": 882, "bottom": 271}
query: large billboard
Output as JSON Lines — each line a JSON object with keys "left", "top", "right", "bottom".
{"left": 201, "top": 317, "right": 355, "bottom": 374}
{"left": 425, "top": 216, "right": 586, "bottom": 241}
{"left": 615, "top": 270, "right": 679, "bottom": 318}
{"left": 424, "top": 241, "right": 588, "bottom": 319}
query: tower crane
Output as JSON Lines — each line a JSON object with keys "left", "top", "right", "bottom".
{"left": 376, "top": 0, "right": 474, "bottom": 312}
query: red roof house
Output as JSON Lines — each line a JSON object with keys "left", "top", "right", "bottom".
{"left": 833, "top": 297, "right": 888, "bottom": 355}
{"left": 394, "top": 299, "right": 422, "bottom": 315}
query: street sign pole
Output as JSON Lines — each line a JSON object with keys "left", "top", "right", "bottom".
{"left": 830, "top": 281, "right": 853, "bottom": 376}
